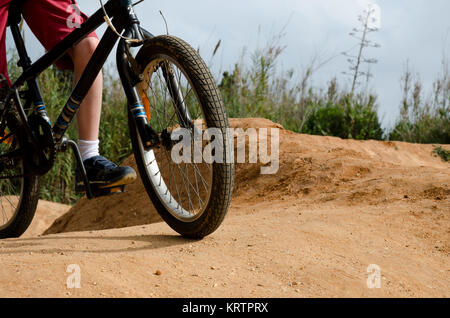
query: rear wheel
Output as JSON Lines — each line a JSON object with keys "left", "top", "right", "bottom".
{"left": 129, "top": 35, "right": 234, "bottom": 238}
{"left": 0, "top": 108, "right": 40, "bottom": 239}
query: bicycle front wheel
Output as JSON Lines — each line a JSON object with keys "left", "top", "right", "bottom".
{"left": 129, "top": 35, "right": 234, "bottom": 238}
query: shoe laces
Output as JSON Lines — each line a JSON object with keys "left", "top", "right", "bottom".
{"left": 88, "top": 156, "right": 118, "bottom": 170}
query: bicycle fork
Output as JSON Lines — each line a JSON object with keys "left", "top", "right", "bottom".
{"left": 117, "top": 13, "right": 196, "bottom": 151}
{"left": 116, "top": 27, "right": 160, "bottom": 150}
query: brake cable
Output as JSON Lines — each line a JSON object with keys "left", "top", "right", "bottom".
{"left": 99, "top": 0, "right": 142, "bottom": 44}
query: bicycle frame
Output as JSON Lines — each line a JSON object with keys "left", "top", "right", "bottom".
{"left": 9, "top": 0, "right": 154, "bottom": 146}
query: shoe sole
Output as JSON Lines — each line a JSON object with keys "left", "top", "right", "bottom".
{"left": 98, "top": 170, "right": 137, "bottom": 189}
{"left": 76, "top": 169, "right": 137, "bottom": 193}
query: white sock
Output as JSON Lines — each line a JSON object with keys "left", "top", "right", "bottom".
{"left": 78, "top": 139, "right": 100, "bottom": 161}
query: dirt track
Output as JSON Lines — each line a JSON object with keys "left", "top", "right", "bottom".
{"left": 0, "top": 118, "right": 449, "bottom": 297}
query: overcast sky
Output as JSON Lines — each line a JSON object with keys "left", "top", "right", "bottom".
{"left": 7, "top": 0, "right": 450, "bottom": 129}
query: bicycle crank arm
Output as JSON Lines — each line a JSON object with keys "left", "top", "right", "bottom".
{"left": 60, "top": 137, "right": 94, "bottom": 200}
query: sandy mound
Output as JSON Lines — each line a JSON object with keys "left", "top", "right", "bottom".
{"left": 43, "top": 156, "right": 162, "bottom": 235}
{"left": 22, "top": 200, "right": 71, "bottom": 238}
{"left": 231, "top": 118, "right": 449, "bottom": 206}
{"left": 45, "top": 118, "right": 449, "bottom": 235}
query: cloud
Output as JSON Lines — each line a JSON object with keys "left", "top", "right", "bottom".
{"left": 7, "top": 0, "right": 449, "bottom": 129}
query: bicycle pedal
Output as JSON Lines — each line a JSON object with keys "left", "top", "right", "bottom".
{"left": 92, "top": 185, "right": 126, "bottom": 197}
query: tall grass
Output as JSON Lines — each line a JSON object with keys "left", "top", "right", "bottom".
{"left": 219, "top": 39, "right": 383, "bottom": 140}
{"left": 388, "top": 57, "right": 450, "bottom": 144}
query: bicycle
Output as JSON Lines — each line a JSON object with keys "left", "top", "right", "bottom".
{"left": 0, "top": 0, "right": 234, "bottom": 239}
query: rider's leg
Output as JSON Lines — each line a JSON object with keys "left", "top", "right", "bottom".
{"left": 67, "top": 37, "right": 136, "bottom": 191}
{"left": 21, "top": 0, "right": 136, "bottom": 191}
{"left": 21, "top": 0, "right": 101, "bottom": 146}
{"left": 67, "top": 37, "right": 102, "bottom": 147}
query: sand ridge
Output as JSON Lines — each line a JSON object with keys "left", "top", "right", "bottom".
{"left": 0, "top": 118, "right": 448, "bottom": 297}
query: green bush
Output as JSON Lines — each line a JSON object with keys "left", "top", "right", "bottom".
{"left": 218, "top": 46, "right": 384, "bottom": 140}
{"left": 389, "top": 108, "right": 449, "bottom": 144}
{"left": 303, "top": 95, "right": 383, "bottom": 140}
{"left": 433, "top": 146, "right": 450, "bottom": 162}
{"left": 389, "top": 60, "right": 449, "bottom": 144}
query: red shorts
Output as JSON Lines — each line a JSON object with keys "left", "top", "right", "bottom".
{"left": 0, "top": 0, "right": 97, "bottom": 84}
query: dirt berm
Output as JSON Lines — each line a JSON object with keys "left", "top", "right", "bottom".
{"left": 0, "top": 118, "right": 448, "bottom": 297}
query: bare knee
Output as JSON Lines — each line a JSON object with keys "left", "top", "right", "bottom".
{"left": 69, "top": 36, "right": 99, "bottom": 64}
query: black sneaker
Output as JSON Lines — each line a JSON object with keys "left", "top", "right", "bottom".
{"left": 75, "top": 155, "right": 137, "bottom": 194}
